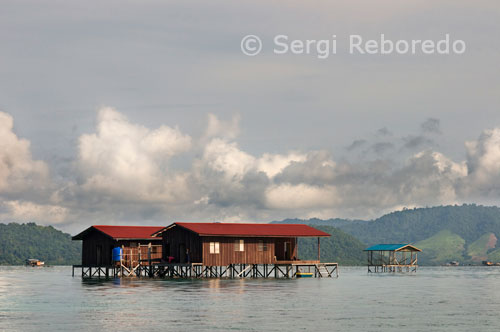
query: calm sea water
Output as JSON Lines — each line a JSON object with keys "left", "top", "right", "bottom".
{"left": 0, "top": 266, "right": 499, "bottom": 331}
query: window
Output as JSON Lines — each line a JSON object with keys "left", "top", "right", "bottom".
{"left": 209, "top": 242, "right": 220, "bottom": 254}
{"left": 234, "top": 239, "right": 244, "bottom": 252}
{"left": 258, "top": 240, "right": 268, "bottom": 252}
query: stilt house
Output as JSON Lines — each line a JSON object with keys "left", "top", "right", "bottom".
{"left": 152, "top": 222, "right": 330, "bottom": 265}
{"left": 72, "top": 225, "right": 164, "bottom": 267}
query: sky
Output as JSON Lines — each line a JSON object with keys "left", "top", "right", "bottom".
{"left": 0, "top": 1, "right": 499, "bottom": 233}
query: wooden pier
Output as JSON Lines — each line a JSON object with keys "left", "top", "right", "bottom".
{"left": 72, "top": 223, "right": 339, "bottom": 279}
{"left": 73, "top": 261, "right": 338, "bottom": 279}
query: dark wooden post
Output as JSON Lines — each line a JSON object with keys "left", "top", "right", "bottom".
{"left": 148, "top": 243, "right": 152, "bottom": 277}
{"left": 120, "top": 244, "right": 124, "bottom": 277}
{"left": 317, "top": 237, "right": 320, "bottom": 262}
{"left": 295, "top": 237, "right": 298, "bottom": 260}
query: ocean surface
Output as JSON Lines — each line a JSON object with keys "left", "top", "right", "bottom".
{"left": 0, "top": 266, "right": 499, "bottom": 331}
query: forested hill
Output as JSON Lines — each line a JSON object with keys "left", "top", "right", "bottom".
{"left": 0, "top": 223, "right": 81, "bottom": 265}
{"left": 275, "top": 204, "right": 500, "bottom": 265}
{"left": 4, "top": 204, "right": 500, "bottom": 266}
{"left": 0, "top": 222, "right": 366, "bottom": 266}
{"left": 297, "top": 225, "right": 366, "bottom": 265}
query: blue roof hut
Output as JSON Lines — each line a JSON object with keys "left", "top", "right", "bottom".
{"left": 364, "top": 244, "right": 422, "bottom": 273}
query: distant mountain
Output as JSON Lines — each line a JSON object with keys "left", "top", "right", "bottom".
{"left": 5, "top": 204, "right": 500, "bottom": 266}
{"left": 276, "top": 217, "right": 364, "bottom": 227}
{"left": 275, "top": 204, "right": 500, "bottom": 265}
{"left": 0, "top": 222, "right": 81, "bottom": 265}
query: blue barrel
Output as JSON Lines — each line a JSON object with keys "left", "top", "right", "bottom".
{"left": 112, "top": 247, "right": 122, "bottom": 261}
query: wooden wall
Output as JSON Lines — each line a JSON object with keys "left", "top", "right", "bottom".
{"left": 202, "top": 236, "right": 298, "bottom": 266}
{"left": 79, "top": 230, "right": 162, "bottom": 266}
{"left": 162, "top": 226, "right": 203, "bottom": 263}
{"left": 81, "top": 231, "right": 115, "bottom": 266}
{"left": 161, "top": 226, "right": 301, "bottom": 266}
{"left": 201, "top": 237, "right": 274, "bottom": 265}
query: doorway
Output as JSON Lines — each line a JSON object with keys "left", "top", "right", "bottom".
{"left": 96, "top": 245, "right": 102, "bottom": 265}
{"left": 164, "top": 242, "right": 170, "bottom": 258}
{"left": 284, "top": 242, "right": 291, "bottom": 260}
{"left": 179, "top": 243, "right": 186, "bottom": 263}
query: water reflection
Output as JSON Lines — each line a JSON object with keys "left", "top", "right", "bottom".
{"left": 1, "top": 266, "right": 500, "bottom": 332}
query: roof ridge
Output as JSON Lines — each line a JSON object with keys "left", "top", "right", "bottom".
{"left": 168, "top": 222, "right": 330, "bottom": 237}
{"left": 174, "top": 223, "right": 321, "bottom": 227}
{"left": 94, "top": 225, "right": 163, "bottom": 227}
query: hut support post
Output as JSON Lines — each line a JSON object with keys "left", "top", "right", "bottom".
{"left": 317, "top": 237, "right": 320, "bottom": 262}
{"left": 295, "top": 237, "right": 298, "bottom": 260}
{"left": 148, "top": 243, "right": 152, "bottom": 277}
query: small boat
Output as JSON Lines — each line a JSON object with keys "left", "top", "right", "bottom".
{"left": 25, "top": 259, "right": 44, "bottom": 267}
{"left": 296, "top": 272, "right": 313, "bottom": 278}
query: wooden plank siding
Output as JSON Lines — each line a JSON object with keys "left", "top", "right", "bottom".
{"left": 157, "top": 223, "right": 329, "bottom": 267}
{"left": 161, "top": 228, "right": 300, "bottom": 266}
{"left": 79, "top": 229, "right": 162, "bottom": 266}
{"left": 202, "top": 237, "right": 278, "bottom": 266}
{"left": 81, "top": 231, "right": 115, "bottom": 266}
{"left": 162, "top": 225, "right": 203, "bottom": 263}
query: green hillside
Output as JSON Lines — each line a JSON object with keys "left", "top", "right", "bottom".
{"left": 415, "top": 230, "right": 466, "bottom": 264}
{"left": 467, "top": 233, "right": 497, "bottom": 262}
{"left": 297, "top": 225, "right": 366, "bottom": 265}
{"left": 5, "top": 205, "right": 500, "bottom": 266}
{"left": 276, "top": 204, "right": 500, "bottom": 265}
{"left": 0, "top": 223, "right": 365, "bottom": 266}
{"left": 0, "top": 222, "right": 81, "bottom": 265}
{"left": 337, "top": 205, "right": 500, "bottom": 245}
{"left": 487, "top": 248, "right": 500, "bottom": 262}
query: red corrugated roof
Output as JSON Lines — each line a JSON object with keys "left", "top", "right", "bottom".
{"left": 73, "top": 225, "right": 164, "bottom": 240}
{"left": 165, "top": 222, "right": 330, "bottom": 237}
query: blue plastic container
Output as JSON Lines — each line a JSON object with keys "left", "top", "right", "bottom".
{"left": 112, "top": 247, "right": 123, "bottom": 261}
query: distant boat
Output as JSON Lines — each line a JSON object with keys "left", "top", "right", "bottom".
{"left": 25, "top": 259, "right": 44, "bottom": 267}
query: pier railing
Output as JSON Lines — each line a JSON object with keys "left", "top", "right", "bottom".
{"left": 73, "top": 262, "right": 339, "bottom": 279}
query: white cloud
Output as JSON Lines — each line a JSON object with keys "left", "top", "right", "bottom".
{"left": 1, "top": 200, "right": 68, "bottom": 224}
{"left": 0, "top": 111, "right": 49, "bottom": 194}
{"left": 464, "top": 128, "right": 500, "bottom": 196}
{"left": 203, "top": 113, "right": 240, "bottom": 141}
{"left": 256, "top": 152, "right": 306, "bottom": 178}
{"left": 428, "top": 151, "right": 467, "bottom": 178}
{"left": 201, "top": 138, "right": 255, "bottom": 181}
{"left": 76, "top": 107, "right": 192, "bottom": 203}
{"left": 393, "top": 150, "right": 465, "bottom": 205}
{"left": 4, "top": 108, "right": 500, "bottom": 229}
{"left": 265, "top": 184, "right": 340, "bottom": 209}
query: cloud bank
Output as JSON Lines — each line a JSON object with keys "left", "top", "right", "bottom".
{"left": 1, "top": 108, "right": 500, "bottom": 230}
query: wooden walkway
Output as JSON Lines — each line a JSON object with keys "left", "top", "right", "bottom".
{"left": 73, "top": 262, "right": 339, "bottom": 279}
{"left": 367, "top": 264, "right": 417, "bottom": 273}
